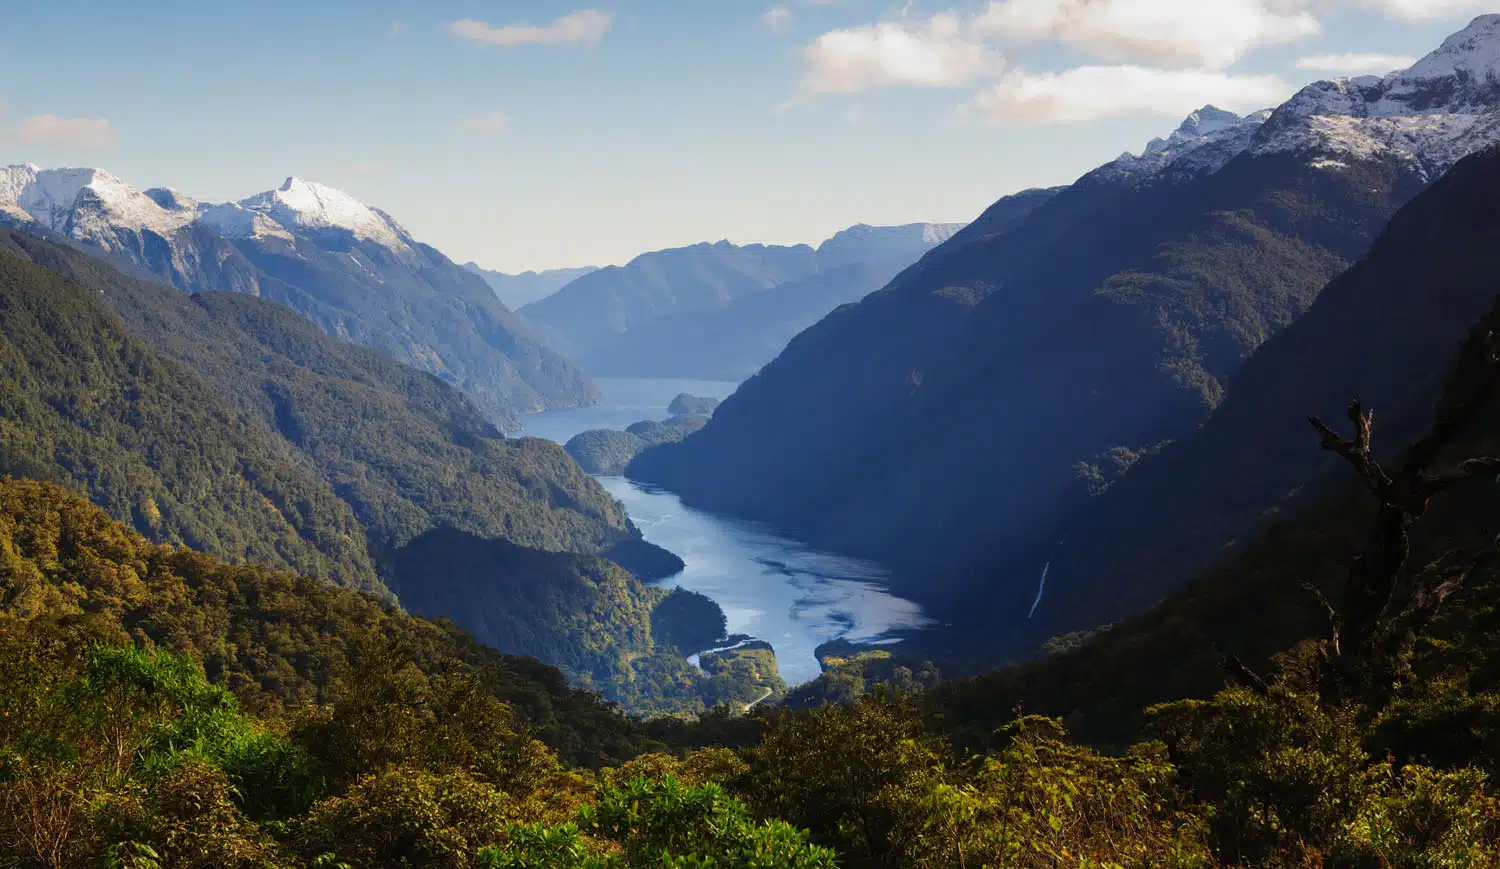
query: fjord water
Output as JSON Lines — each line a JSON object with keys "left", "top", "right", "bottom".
{"left": 521, "top": 377, "right": 930, "bottom": 686}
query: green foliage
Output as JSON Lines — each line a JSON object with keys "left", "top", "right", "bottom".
{"left": 386, "top": 529, "right": 743, "bottom": 717}
{"left": 783, "top": 643, "right": 939, "bottom": 710}
{"left": 1, "top": 228, "right": 634, "bottom": 559}
{"left": 0, "top": 240, "right": 382, "bottom": 597}
{"left": 0, "top": 478, "right": 657, "bottom": 768}
{"left": 650, "top": 589, "right": 727, "bottom": 656}
{"left": 479, "top": 777, "right": 839, "bottom": 868}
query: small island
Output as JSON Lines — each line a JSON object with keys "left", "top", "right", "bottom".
{"left": 668, "top": 393, "right": 722, "bottom": 415}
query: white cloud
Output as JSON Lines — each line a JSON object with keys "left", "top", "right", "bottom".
{"left": 764, "top": 6, "right": 794, "bottom": 33}
{"left": 1296, "top": 51, "right": 1415, "bottom": 73}
{"left": 455, "top": 111, "right": 512, "bottom": 136}
{"left": 972, "top": 0, "right": 1321, "bottom": 69}
{"left": 447, "top": 10, "right": 612, "bottom": 48}
{"left": 969, "top": 65, "right": 1290, "bottom": 123}
{"left": 387, "top": 21, "right": 408, "bottom": 39}
{"left": 1346, "top": 0, "right": 1490, "bottom": 21}
{"left": 800, "top": 13, "right": 1001, "bottom": 93}
{"left": 14, "top": 115, "right": 115, "bottom": 150}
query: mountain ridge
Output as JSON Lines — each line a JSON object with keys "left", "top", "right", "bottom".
{"left": 0, "top": 165, "right": 596, "bottom": 430}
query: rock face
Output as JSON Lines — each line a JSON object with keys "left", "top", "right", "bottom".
{"left": 668, "top": 394, "right": 721, "bottom": 415}
{"left": 630, "top": 16, "right": 1500, "bottom": 622}
{"left": 0, "top": 168, "right": 596, "bottom": 429}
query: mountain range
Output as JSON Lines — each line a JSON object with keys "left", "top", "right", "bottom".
{"left": 520, "top": 222, "right": 965, "bottom": 380}
{"left": 630, "top": 14, "right": 1500, "bottom": 659}
{"left": 463, "top": 262, "right": 600, "bottom": 308}
{"left": 0, "top": 169, "right": 595, "bottom": 429}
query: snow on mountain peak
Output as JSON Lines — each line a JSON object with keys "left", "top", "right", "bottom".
{"left": 0, "top": 164, "right": 196, "bottom": 246}
{"left": 1096, "top": 106, "right": 1272, "bottom": 183}
{"left": 1176, "top": 105, "right": 1242, "bottom": 139}
{"left": 1251, "top": 15, "right": 1500, "bottom": 177}
{"left": 143, "top": 187, "right": 197, "bottom": 212}
{"left": 1404, "top": 14, "right": 1500, "bottom": 83}
{"left": 231, "top": 177, "right": 410, "bottom": 250}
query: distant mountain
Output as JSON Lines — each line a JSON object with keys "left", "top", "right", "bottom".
{"left": 520, "top": 240, "right": 823, "bottom": 356}
{"left": 580, "top": 263, "right": 893, "bottom": 380}
{"left": 0, "top": 169, "right": 596, "bottom": 429}
{"left": 526, "top": 222, "right": 966, "bottom": 379}
{"left": 631, "top": 16, "right": 1500, "bottom": 622}
{"left": 463, "top": 262, "right": 599, "bottom": 308}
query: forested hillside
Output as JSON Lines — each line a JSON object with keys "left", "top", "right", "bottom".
{"left": 0, "top": 247, "right": 383, "bottom": 597}
{"left": 1009, "top": 143, "right": 1500, "bottom": 659}
{"left": 0, "top": 228, "right": 635, "bottom": 559}
{"left": 0, "top": 230, "right": 736, "bottom": 713}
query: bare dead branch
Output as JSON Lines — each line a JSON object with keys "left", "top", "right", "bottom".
{"left": 1301, "top": 582, "right": 1341, "bottom": 661}
{"left": 1220, "top": 653, "right": 1271, "bottom": 697}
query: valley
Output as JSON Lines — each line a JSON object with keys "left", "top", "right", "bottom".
{"left": 520, "top": 378, "right": 932, "bottom": 686}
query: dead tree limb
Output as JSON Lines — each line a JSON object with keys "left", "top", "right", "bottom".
{"left": 1302, "top": 330, "right": 1500, "bottom": 702}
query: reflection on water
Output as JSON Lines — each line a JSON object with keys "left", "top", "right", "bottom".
{"left": 522, "top": 378, "right": 930, "bottom": 686}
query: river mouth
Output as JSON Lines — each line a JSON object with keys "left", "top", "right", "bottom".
{"left": 521, "top": 377, "right": 932, "bottom": 687}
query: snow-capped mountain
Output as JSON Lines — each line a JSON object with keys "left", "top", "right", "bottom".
{"left": 0, "top": 164, "right": 196, "bottom": 246}
{"left": 1083, "top": 16, "right": 1500, "bottom": 189}
{"left": 201, "top": 177, "right": 412, "bottom": 252}
{"left": 1093, "top": 106, "right": 1275, "bottom": 184}
{"left": 0, "top": 167, "right": 597, "bottom": 426}
{"left": 1252, "top": 14, "right": 1500, "bottom": 177}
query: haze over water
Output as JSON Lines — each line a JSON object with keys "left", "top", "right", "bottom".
{"left": 522, "top": 377, "right": 930, "bottom": 686}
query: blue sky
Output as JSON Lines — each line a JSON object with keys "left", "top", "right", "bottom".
{"left": 0, "top": 1, "right": 1489, "bottom": 271}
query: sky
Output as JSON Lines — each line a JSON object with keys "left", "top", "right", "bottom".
{"left": 0, "top": 1, "right": 1491, "bottom": 272}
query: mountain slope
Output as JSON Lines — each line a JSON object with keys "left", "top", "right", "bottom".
{"left": 1012, "top": 142, "right": 1500, "bottom": 657}
{"left": 0, "top": 227, "right": 635, "bottom": 559}
{"left": 932, "top": 177, "right": 1500, "bottom": 746}
{"left": 464, "top": 262, "right": 599, "bottom": 308}
{"left": 0, "top": 168, "right": 596, "bottom": 429}
{"left": 0, "top": 242, "right": 383, "bottom": 597}
{"left": 0, "top": 477, "right": 655, "bottom": 768}
{"left": 632, "top": 18, "right": 1500, "bottom": 612}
